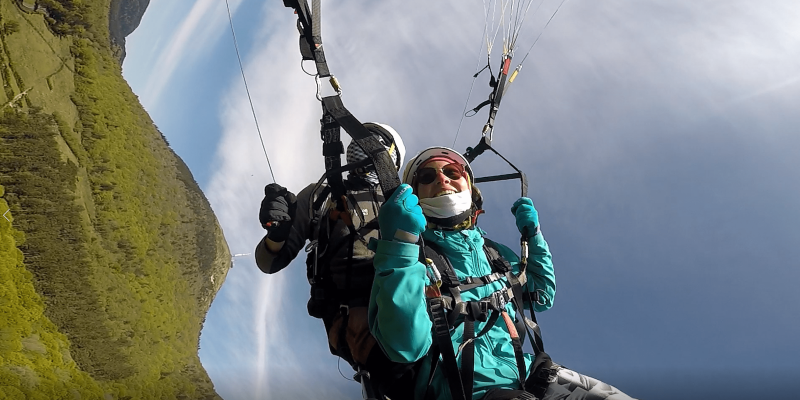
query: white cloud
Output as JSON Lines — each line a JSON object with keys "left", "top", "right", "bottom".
{"left": 139, "top": 0, "right": 244, "bottom": 108}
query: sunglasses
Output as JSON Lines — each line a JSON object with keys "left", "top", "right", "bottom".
{"left": 414, "top": 163, "right": 467, "bottom": 185}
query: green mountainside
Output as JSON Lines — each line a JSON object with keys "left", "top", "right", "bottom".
{"left": 0, "top": 0, "right": 230, "bottom": 399}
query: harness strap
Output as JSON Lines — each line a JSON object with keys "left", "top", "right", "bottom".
{"left": 321, "top": 96, "right": 401, "bottom": 197}
{"left": 500, "top": 311, "right": 528, "bottom": 390}
{"left": 441, "top": 286, "right": 515, "bottom": 322}
{"left": 423, "top": 238, "right": 547, "bottom": 397}
{"left": 285, "top": 0, "right": 401, "bottom": 202}
{"left": 458, "top": 305, "right": 504, "bottom": 399}
{"left": 425, "top": 347, "right": 441, "bottom": 393}
{"left": 427, "top": 296, "right": 467, "bottom": 400}
{"left": 460, "top": 318, "right": 476, "bottom": 396}
{"left": 458, "top": 271, "right": 505, "bottom": 292}
{"left": 526, "top": 351, "right": 557, "bottom": 399}
{"left": 485, "top": 238, "right": 543, "bottom": 354}
{"left": 320, "top": 108, "right": 346, "bottom": 206}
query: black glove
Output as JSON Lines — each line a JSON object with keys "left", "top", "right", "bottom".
{"left": 259, "top": 183, "right": 297, "bottom": 242}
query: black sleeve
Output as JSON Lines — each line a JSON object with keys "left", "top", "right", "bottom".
{"left": 254, "top": 183, "right": 318, "bottom": 274}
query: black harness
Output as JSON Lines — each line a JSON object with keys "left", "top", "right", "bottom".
{"left": 305, "top": 181, "right": 384, "bottom": 319}
{"left": 282, "top": 0, "right": 401, "bottom": 205}
{"left": 422, "top": 237, "right": 551, "bottom": 400}
{"left": 282, "top": 6, "right": 402, "bottom": 393}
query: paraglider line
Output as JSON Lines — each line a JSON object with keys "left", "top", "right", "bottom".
{"left": 453, "top": 27, "right": 492, "bottom": 148}
{"left": 517, "top": 0, "right": 568, "bottom": 66}
{"left": 224, "top": 0, "right": 277, "bottom": 183}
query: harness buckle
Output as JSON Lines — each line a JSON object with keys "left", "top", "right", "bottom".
{"left": 496, "top": 291, "right": 507, "bottom": 311}
{"left": 469, "top": 301, "right": 490, "bottom": 322}
{"left": 533, "top": 366, "right": 558, "bottom": 383}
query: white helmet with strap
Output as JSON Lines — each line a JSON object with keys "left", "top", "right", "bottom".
{"left": 362, "top": 122, "right": 405, "bottom": 171}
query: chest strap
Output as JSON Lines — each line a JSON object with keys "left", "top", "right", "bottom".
{"left": 422, "top": 241, "right": 531, "bottom": 396}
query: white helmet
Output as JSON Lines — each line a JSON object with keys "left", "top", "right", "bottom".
{"left": 402, "top": 146, "right": 474, "bottom": 187}
{"left": 362, "top": 122, "right": 405, "bottom": 171}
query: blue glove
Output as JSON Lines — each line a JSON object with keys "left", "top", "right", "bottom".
{"left": 379, "top": 184, "right": 427, "bottom": 243}
{"left": 511, "top": 197, "right": 540, "bottom": 238}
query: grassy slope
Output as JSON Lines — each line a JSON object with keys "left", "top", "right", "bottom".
{"left": 0, "top": 0, "right": 229, "bottom": 398}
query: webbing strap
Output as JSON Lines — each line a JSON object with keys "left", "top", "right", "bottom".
{"left": 423, "top": 239, "right": 549, "bottom": 397}
{"left": 484, "top": 238, "right": 544, "bottom": 354}
{"left": 461, "top": 319, "right": 475, "bottom": 396}
{"left": 320, "top": 110, "right": 345, "bottom": 202}
{"left": 284, "top": 0, "right": 400, "bottom": 201}
{"left": 500, "top": 312, "right": 528, "bottom": 391}
{"left": 457, "top": 271, "right": 505, "bottom": 292}
{"left": 321, "top": 96, "right": 401, "bottom": 198}
{"left": 523, "top": 289, "right": 545, "bottom": 353}
{"left": 286, "top": 0, "right": 330, "bottom": 76}
{"left": 427, "top": 297, "right": 467, "bottom": 400}
{"left": 506, "top": 269, "right": 544, "bottom": 355}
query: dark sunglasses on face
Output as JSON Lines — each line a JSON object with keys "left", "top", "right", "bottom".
{"left": 414, "top": 163, "right": 467, "bottom": 185}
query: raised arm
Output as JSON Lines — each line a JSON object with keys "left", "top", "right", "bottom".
{"left": 511, "top": 197, "right": 556, "bottom": 312}
{"left": 254, "top": 183, "right": 314, "bottom": 274}
{"left": 367, "top": 184, "right": 433, "bottom": 363}
{"left": 368, "top": 240, "right": 433, "bottom": 362}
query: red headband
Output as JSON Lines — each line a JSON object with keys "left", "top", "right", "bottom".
{"left": 420, "top": 156, "right": 463, "bottom": 169}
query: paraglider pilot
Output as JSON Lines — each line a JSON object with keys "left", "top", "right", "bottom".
{"left": 368, "top": 146, "right": 637, "bottom": 400}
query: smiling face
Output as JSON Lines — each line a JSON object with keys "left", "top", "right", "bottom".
{"left": 415, "top": 160, "right": 471, "bottom": 200}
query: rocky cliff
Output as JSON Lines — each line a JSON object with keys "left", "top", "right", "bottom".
{"left": 0, "top": 0, "right": 229, "bottom": 398}
{"left": 109, "top": 0, "right": 149, "bottom": 64}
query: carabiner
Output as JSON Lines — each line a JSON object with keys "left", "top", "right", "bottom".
{"left": 315, "top": 74, "right": 344, "bottom": 101}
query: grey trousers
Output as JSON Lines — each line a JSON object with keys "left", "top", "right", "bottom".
{"left": 542, "top": 367, "right": 636, "bottom": 400}
{"left": 480, "top": 366, "right": 636, "bottom": 400}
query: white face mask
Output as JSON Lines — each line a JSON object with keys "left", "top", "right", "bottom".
{"left": 418, "top": 190, "right": 472, "bottom": 219}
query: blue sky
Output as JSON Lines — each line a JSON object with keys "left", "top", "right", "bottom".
{"left": 122, "top": 1, "right": 800, "bottom": 399}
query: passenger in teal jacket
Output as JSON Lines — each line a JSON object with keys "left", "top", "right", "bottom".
{"left": 368, "top": 147, "right": 636, "bottom": 400}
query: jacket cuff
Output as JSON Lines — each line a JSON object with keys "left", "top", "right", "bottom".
{"left": 373, "top": 239, "right": 420, "bottom": 271}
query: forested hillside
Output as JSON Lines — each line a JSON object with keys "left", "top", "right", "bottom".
{"left": 0, "top": 0, "right": 229, "bottom": 398}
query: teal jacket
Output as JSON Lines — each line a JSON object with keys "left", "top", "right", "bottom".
{"left": 368, "top": 227, "right": 556, "bottom": 400}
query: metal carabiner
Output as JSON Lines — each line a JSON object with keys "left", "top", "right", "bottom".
{"left": 315, "top": 74, "right": 343, "bottom": 101}
{"left": 424, "top": 258, "right": 443, "bottom": 288}
{"left": 315, "top": 74, "right": 323, "bottom": 101}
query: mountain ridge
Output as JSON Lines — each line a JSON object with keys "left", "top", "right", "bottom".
{"left": 0, "top": 0, "right": 230, "bottom": 398}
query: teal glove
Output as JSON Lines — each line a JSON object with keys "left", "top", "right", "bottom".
{"left": 379, "top": 184, "right": 427, "bottom": 243}
{"left": 511, "top": 197, "right": 540, "bottom": 238}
